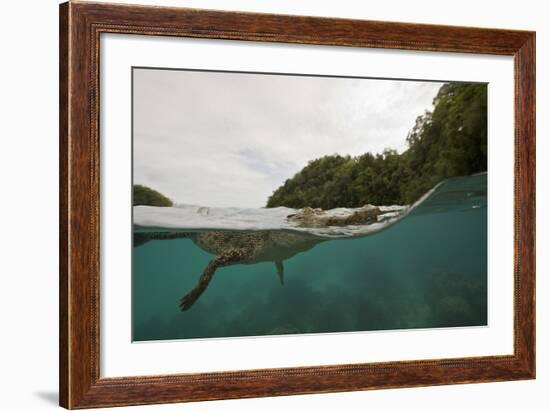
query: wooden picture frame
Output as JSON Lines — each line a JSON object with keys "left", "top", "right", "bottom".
{"left": 59, "top": 1, "right": 535, "bottom": 408}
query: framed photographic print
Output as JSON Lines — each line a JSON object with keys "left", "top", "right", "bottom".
{"left": 59, "top": 1, "right": 535, "bottom": 409}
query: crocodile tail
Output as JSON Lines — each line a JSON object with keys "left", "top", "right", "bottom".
{"left": 133, "top": 231, "right": 193, "bottom": 247}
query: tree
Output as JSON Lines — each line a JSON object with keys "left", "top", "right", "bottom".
{"left": 266, "top": 83, "right": 487, "bottom": 208}
{"left": 133, "top": 185, "right": 173, "bottom": 207}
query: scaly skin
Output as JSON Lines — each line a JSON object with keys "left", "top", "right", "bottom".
{"left": 287, "top": 205, "right": 381, "bottom": 227}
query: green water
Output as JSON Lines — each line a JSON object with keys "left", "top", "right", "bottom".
{"left": 133, "top": 174, "right": 487, "bottom": 341}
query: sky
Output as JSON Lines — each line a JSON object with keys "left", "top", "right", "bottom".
{"left": 133, "top": 68, "right": 443, "bottom": 208}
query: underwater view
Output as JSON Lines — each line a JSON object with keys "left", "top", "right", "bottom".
{"left": 133, "top": 173, "right": 487, "bottom": 341}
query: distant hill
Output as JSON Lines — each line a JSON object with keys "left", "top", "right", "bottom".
{"left": 266, "top": 83, "right": 487, "bottom": 209}
{"left": 133, "top": 184, "right": 173, "bottom": 207}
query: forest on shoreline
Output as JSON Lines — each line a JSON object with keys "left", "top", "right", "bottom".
{"left": 133, "top": 184, "right": 173, "bottom": 207}
{"left": 266, "top": 83, "right": 487, "bottom": 209}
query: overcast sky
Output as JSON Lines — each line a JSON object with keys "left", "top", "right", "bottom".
{"left": 133, "top": 68, "right": 442, "bottom": 208}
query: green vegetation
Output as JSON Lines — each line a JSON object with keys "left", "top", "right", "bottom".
{"left": 266, "top": 83, "right": 487, "bottom": 208}
{"left": 133, "top": 184, "right": 173, "bottom": 207}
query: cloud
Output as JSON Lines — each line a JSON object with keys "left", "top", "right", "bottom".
{"left": 133, "top": 68, "right": 442, "bottom": 208}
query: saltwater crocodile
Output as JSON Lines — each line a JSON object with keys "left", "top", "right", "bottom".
{"left": 134, "top": 205, "right": 391, "bottom": 311}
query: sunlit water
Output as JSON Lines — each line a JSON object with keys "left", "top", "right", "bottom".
{"left": 133, "top": 173, "right": 487, "bottom": 341}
